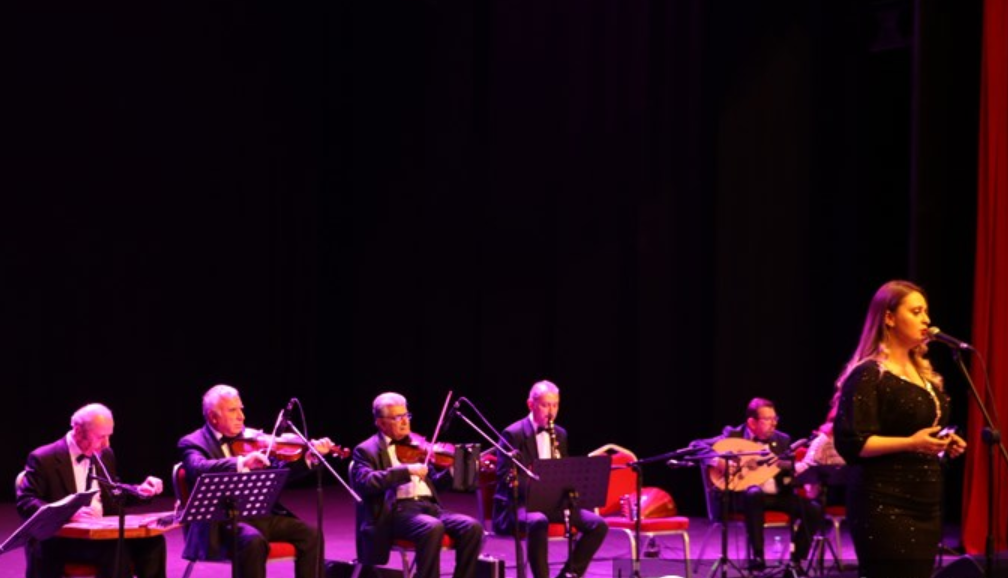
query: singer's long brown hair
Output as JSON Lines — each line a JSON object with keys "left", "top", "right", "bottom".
{"left": 834, "top": 279, "right": 943, "bottom": 392}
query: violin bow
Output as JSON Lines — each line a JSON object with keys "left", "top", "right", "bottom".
{"left": 424, "top": 390, "right": 454, "bottom": 468}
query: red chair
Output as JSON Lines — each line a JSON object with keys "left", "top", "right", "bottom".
{"left": 475, "top": 451, "right": 576, "bottom": 573}
{"left": 392, "top": 535, "right": 456, "bottom": 578}
{"left": 172, "top": 463, "right": 296, "bottom": 578}
{"left": 695, "top": 461, "right": 792, "bottom": 565}
{"left": 588, "top": 444, "right": 693, "bottom": 578}
{"left": 346, "top": 461, "right": 456, "bottom": 578}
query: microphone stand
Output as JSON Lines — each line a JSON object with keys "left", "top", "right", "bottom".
{"left": 950, "top": 348, "right": 1008, "bottom": 578}
{"left": 623, "top": 445, "right": 704, "bottom": 578}
{"left": 87, "top": 472, "right": 132, "bottom": 578}
{"left": 452, "top": 406, "right": 538, "bottom": 578}
{"left": 278, "top": 420, "right": 362, "bottom": 578}
{"left": 685, "top": 448, "right": 770, "bottom": 578}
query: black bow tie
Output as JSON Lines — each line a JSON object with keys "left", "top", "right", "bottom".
{"left": 76, "top": 454, "right": 91, "bottom": 464}
{"left": 536, "top": 426, "right": 549, "bottom": 434}
{"left": 220, "top": 435, "right": 238, "bottom": 446}
{"left": 389, "top": 437, "right": 411, "bottom": 446}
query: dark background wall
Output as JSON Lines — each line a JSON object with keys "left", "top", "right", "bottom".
{"left": 4, "top": 0, "right": 981, "bottom": 524}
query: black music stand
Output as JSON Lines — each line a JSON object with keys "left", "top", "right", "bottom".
{"left": 527, "top": 456, "right": 611, "bottom": 578}
{"left": 179, "top": 469, "right": 290, "bottom": 578}
{"left": 794, "top": 465, "right": 849, "bottom": 576}
{"left": 0, "top": 490, "right": 100, "bottom": 555}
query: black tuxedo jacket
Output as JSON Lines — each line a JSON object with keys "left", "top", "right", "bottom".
{"left": 491, "top": 418, "right": 569, "bottom": 531}
{"left": 177, "top": 424, "right": 306, "bottom": 561}
{"left": 349, "top": 432, "right": 451, "bottom": 565}
{"left": 16, "top": 437, "right": 127, "bottom": 520}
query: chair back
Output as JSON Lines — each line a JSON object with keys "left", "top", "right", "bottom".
{"left": 699, "top": 463, "right": 722, "bottom": 522}
{"left": 587, "top": 444, "right": 637, "bottom": 516}
{"left": 475, "top": 450, "right": 498, "bottom": 532}
{"left": 172, "top": 462, "right": 190, "bottom": 507}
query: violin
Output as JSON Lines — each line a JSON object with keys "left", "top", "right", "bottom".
{"left": 230, "top": 429, "right": 350, "bottom": 462}
{"left": 394, "top": 433, "right": 456, "bottom": 469}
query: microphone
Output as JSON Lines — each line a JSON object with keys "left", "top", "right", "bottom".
{"left": 283, "top": 397, "right": 298, "bottom": 420}
{"left": 927, "top": 326, "right": 974, "bottom": 350}
{"left": 666, "top": 459, "right": 695, "bottom": 469}
{"left": 442, "top": 401, "right": 460, "bottom": 432}
{"left": 789, "top": 437, "right": 810, "bottom": 452}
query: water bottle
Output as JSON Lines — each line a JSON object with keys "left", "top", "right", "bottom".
{"left": 772, "top": 535, "right": 784, "bottom": 561}
{"left": 644, "top": 536, "right": 660, "bottom": 558}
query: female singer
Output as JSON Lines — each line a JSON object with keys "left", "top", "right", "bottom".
{"left": 833, "top": 280, "right": 967, "bottom": 578}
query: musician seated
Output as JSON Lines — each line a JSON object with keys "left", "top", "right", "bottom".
{"left": 794, "top": 405, "right": 846, "bottom": 502}
{"left": 695, "top": 397, "right": 823, "bottom": 572}
{"left": 177, "top": 384, "right": 330, "bottom": 578}
{"left": 16, "top": 403, "right": 167, "bottom": 578}
{"left": 349, "top": 392, "right": 483, "bottom": 578}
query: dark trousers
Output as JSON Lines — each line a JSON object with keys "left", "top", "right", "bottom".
{"left": 509, "top": 507, "right": 609, "bottom": 578}
{"left": 27, "top": 535, "right": 166, "bottom": 578}
{"left": 391, "top": 499, "right": 484, "bottom": 578}
{"left": 223, "top": 514, "right": 321, "bottom": 578}
{"left": 737, "top": 487, "right": 822, "bottom": 561}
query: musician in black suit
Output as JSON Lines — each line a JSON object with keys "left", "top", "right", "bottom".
{"left": 177, "top": 384, "right": 329, "bottom": 578}
{"left": 492, "top": 380, "right": 609, "bottom": 578}
{"left": 349, "top": 391, "right": 483, "bottom": 578}
{"left": 696, "top": 397, "right": 822, "bottom": 572}
{"left": 16, "top": 403, "right": 167, "bottom": 578}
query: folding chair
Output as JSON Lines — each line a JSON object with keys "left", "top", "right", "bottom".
{"left": 588, "top": 444, "right": 692, "bottom": 578}
{"left": 172, "top": 462, "right": 295, "bottom": 578}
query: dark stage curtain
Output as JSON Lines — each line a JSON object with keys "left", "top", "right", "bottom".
{"left": 3, "top": 1, "right": 983, "bottom": 526}
{"left": 962, "top": 0, "right": 1008, "bottom": 555}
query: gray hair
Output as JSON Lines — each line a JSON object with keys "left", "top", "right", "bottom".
{"left": 372, "top": 392, "right": 407, "bottom": 418}
{"left": 70, "top": 403, "right": 113, "bottom": 431}
{"left": 528, "top": 380, "right": 559, "bottom": 403}
{"left": 203, "top": 384, "right": 240, "bottom": 420}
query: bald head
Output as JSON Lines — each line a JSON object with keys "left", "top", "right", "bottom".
{"left": 71, "top": 403, "right": 114, "bottom": 456}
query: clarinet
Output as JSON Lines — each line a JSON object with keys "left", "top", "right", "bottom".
{"left": 546, "top": 417, "right": 561, "bottom": 459}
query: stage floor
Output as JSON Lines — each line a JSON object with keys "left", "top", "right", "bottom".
{"left": 0, "top": 485, "right": 966, "bottom": 578}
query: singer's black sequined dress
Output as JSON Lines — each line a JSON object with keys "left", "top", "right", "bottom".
{"left": 834, "top": 360, "right": 951, "bottom": 578}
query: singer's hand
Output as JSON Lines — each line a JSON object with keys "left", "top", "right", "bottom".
{"left": 913, "top": 426, "right": 951, "bottom": 456}
{"left": 944, "top": 432, "right": 967, "bottom": 459}
{"left": 137, "top": 476, "right": 164, "bottom": 497}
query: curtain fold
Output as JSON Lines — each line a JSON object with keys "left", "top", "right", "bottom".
{"left": 963, "top": 0, "right": 1008, "bottom": 555}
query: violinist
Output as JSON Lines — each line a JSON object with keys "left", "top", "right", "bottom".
{"left": 349, "top": 392, "right": 483, "bottom": 578}
{"left": 492, "top": 380, "right": 609, "bottom": 578}
{"left": 177, "top": 384, "right": 329, "bottom": 578}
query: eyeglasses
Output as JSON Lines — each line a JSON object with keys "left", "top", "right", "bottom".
{"left": 382, "top": 412, "right": 412, "bottom": 422}
{"left": 757, "top": 416, "right": 780, "bottom": 424}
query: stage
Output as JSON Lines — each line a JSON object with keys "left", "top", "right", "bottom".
{"left": 0, "top": 485, "right": 970, "bottom": 578}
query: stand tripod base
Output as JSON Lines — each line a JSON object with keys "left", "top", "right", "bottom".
{"left": 612, "top": 558, "right": 689, "bottom": 578}
{"left": 802, "top": 533, "right": 841, "bottom": 577}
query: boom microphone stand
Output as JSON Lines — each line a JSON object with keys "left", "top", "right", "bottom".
{"left": 611, "top": 445, "right": 705, "bottom": 578}
{"left": 271, "top": 399, "right": 361, "bottom": 578}
{"left": 940, "top": 343, "right": 1008, "bottom": 578}
{"left": 449, "top": 397, "right": 538, "bottom": 578}
{"left": 686, "top": 446, "right": 770, "bottom": 578}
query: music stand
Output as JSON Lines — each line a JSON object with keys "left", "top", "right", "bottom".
{"left": 179, "top": 469, "right": 290, "bottom": 578}
{"left": 527, "top": 456, "right": 611, "bottom": 578}
{"left": 794, "top": 465, "right": 849, "bottom": 576}
{"left": 0, "top": 490, "right": 99, "bottom": 555}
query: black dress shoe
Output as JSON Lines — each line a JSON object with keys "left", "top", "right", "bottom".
{"left": 747, "top": 557, "right": 767, "bottom": 572}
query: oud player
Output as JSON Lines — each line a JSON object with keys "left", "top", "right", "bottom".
{"left": 694, "top": 397, "right": 823, "bottom": 572}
